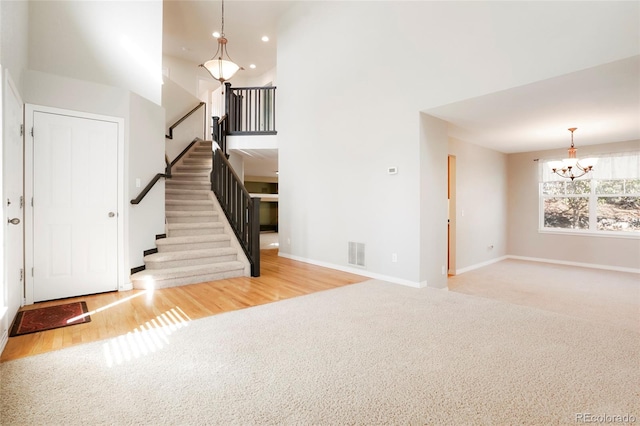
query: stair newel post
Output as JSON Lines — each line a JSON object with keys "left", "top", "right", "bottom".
{"left": 212, "top": 116, "right": 219, "bottom": 143}
{"left": 250, "top": 197, "right": 261, "bottom": 277}
{"left": 224, "top": 81, "right": 232, "bottom": 132}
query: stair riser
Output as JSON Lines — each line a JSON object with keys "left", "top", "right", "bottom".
{"left": 132, "top": 269, "right": 244, "bottom": 290}
{"left": 157, "top": 240, "right": 230, "bottom": 252}
{"left": 170, "top": 174, "right": 209, "bottom": 181}
{"left": 168, "top": 228, "right": 224, "bottom": 237}
{"left": 166, "top": 193, "right": 210, "bottom": 200}
{"left": 176, "top": 167, "right": 211, "bottom": 174}
{"left": 166, "top": 216, "right": 217, "bottom": 224}
{"left": 166, "top": 183, "right": 210, "bottom": 191}
{"left": 145, "top": 254, "right": 238, "bottom": 270}
{"left": 166, "top": 205, "right": 214, "bottom": 212}
{"left": 183, "top": 159, "right": 212, "bottom": 165}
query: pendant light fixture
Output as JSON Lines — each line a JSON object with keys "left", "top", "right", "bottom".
{"left": 200, "top": 0, "right": 241, "bottom": 83}
{"left": 548, "top": 128, "right": 598, "bottom": 181}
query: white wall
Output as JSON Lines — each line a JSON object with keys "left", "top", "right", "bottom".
{"left": 507, "top": 139, "right": 640, "bottom": 271}
{"left": 29, "top": 0, "right": 163, "bottom": 105}
{"left": 162, "top": 77, "right": 205, "bottom": 162}
{"left": 420, "top": 114, "right": 449, "bottom": 288}
{"left": 163, "top": 55, "right": 213, "bottom": 99}
{"left": 449, "top": 138, "right": 509, "bottom": 273}
{"left": 129, "top": 93, "right": 166, "bottom": 269}
{"left": 0, "top": 0, "right": 28, "bottom": 92}
{"left": 0, "top": 0, "right": 29, "bottom": 352}
{"left": 277, "top": 1, "right": 638, "bottom": 285}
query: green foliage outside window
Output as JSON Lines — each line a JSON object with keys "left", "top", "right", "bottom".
{"left": 541, "top": 179, "right": 639, "bottom": 233}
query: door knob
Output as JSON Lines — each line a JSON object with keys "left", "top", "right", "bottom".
{"left": 8, "top": 218, "right": 20, "bottom": 225}
{"left": 108, "top": 212, "right": 116, "bottom": 218}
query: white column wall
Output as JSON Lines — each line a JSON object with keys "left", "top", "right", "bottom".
{"left": 448, "top": 138, "right": 509, "bottom": 274}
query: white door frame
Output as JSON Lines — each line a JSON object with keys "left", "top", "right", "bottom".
{"left": 24, "top": 104, "right": 126, "bottom": 305}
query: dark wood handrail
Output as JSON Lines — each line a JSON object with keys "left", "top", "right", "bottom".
{"left": 166, "top": 102, "right": 206, "bottom": 140}
{"left": 211, "top": 118, "right": 260, "bottom": 277}
{"left": 130, "top": 173, "right": 170, "bottom": 205}
{"left": 131, "top": 138, "right": 202, "bottom": 205}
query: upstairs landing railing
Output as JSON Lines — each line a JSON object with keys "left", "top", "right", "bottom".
{"left": 225, "top": 82, "right": 277, "bottom": 135}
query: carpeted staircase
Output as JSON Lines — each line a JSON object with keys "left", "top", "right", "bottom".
{"left": 130, "top": 140, "right": 250, "bottom": 289}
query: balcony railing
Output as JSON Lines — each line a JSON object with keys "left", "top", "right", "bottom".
{"left": 225, "top": 82, "right": 276, "bottom": 135}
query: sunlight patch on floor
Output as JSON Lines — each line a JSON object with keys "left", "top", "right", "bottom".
{"left": 102, "top": 306, "right": 191, "bottom": 367}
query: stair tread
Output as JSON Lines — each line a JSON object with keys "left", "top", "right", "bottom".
{"left": 165, "top": 210, "right": 218, "bottom": 217}
{"left": 167, "top": 222, "right": 224, "bottom": 229}
{"left": 131, "top": 261, "right": 244, "bottom": 279}
{"left": 145, "top": 247, "right": 237, "bottom": 262}
{"left": 166, "top": 199, "right": 214, "bottom": 205}
{"left": 156, "top": 234, "right": 230, "bottom": 245}
{"left": 170, "top": 172, "right": 209, "bottom": 177}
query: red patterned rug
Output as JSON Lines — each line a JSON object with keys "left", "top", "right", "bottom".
{"left": 9, "top": 301, "right": 91, "bottom": 337}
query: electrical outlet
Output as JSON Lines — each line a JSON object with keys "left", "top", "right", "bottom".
{"left": 135, "top": 178, "right": 141, "bottom": 188}
{"left": 441, "top": 265, "right": 446, "bottom": 275}
{"left": 392, "top": 253, "right": 397, "bottom": 263}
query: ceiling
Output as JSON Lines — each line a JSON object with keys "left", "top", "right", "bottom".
{"left": 163, "top": 1, "right": 639, "bottom": 167}
{"left": 163, "top": 0, "right": 290, "bottom": 79}
{"left": 426, "top": 55, "right": 640, "bottom": 154}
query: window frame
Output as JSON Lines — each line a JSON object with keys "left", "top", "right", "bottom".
{"left": 539, "top": 169, "right": 639, "bottom": 239}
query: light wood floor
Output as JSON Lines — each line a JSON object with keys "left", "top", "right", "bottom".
{"left": 1, "top": 249, "right": 367, "bottom": 362}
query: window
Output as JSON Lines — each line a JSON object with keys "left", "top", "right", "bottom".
{"left": 540, "top": 152, "right": 640, "bottom": 235}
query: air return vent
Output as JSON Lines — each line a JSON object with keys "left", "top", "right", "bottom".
{"left": 348, "top": 242, "right": 365, "bottom": 267}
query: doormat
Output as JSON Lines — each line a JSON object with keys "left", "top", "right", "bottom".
{"left": 9, "top": 301, "right": 91, "bottom": 337}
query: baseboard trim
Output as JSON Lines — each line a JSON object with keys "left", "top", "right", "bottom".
{"left": 455, "top": 256, "right": 508, "bottom": 275}
{"left": 278, "top": 252, "right": 425, "bottom": 288}
{"left": 131, "top": 265, "right": 145, "bottom": 275}
{"left": 143, "top": 248, "right": 158, "bottom": 257}
{"left": 506, "top": 255, "right": 640, "bottom": 274}
{"left": 0, "top": 306, "right": 8, "bottom": 356}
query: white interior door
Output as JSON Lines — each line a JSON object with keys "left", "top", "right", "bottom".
{"left": 3, "top": 72, "right": 24, "bottom": 325}
{"left": 32, "top": 111, "right": 119, "bottom": 301}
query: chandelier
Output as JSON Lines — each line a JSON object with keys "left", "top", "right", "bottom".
{"left": 199, "top": 0, "right": 241, "bottom": 83}
{"left": 548, "top": 128, "right": 597, "bottom": 181}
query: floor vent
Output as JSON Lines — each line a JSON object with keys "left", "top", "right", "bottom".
{"left": 348, "top": 242, "right": 365, "bottom": 267}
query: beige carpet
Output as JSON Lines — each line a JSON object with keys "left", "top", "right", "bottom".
{"left": 448, "top": 259, "right": 640, "bottom": 332}
{"left": 1, "top": 280, "right": 638, "bottom": 425}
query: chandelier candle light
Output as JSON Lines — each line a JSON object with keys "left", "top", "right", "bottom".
{"left": 200, "top": 0, "right": 241, "bottom": 83}
{"left": 548, "top": 127, "right": 598, "bottom": 181}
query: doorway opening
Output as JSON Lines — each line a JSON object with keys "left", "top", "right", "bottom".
{"left": 448, "top": 155, "right": 456, "bottom": 276}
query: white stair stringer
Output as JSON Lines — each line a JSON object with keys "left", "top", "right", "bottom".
{"left": 130, "top": 139, "right": 251, "bottom": 290}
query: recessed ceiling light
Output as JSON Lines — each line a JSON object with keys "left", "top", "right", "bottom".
{"left": 249, "top": 64, "right": 256, "bottom": 69}
{"left": 261, "top": 36, "right": 269, "bottom": 42}
{"left": 212, "top": 31, "right": 221, "bottom": 38}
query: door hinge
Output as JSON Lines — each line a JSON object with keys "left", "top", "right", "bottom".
{"left": 30, "top": 127, "right": 34, "bottom": 137}
{"left": 20, "top": 268, "right": 24, "bottom": 282}
{"left": 31, "top": 267, "right": 34, "bottom": 277}
{"left": 31, "top": 197, "right": 34, "bottom": 207}
{"left": 20, "top": 124, "right": 24, "bottom": 136}
{"left": 20, "top": 196, "right": 24, "bottom": 209}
